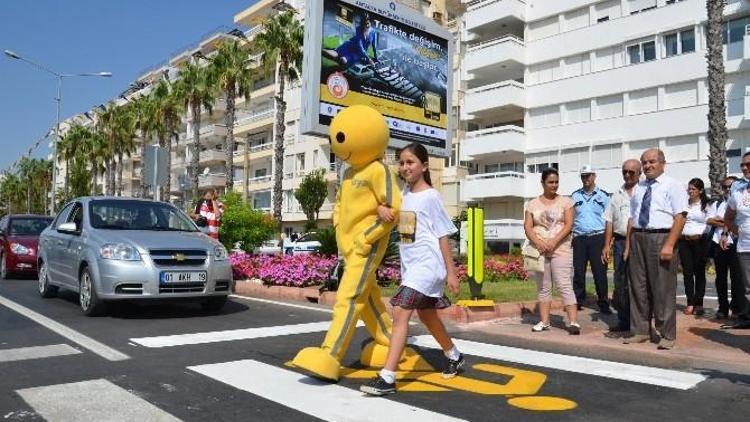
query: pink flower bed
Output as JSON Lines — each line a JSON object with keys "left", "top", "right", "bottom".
{"left": 230, "top": 252, "right": 338, "bottom": 287}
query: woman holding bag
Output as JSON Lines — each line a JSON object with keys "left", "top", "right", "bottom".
{"left": 523, "top": 168, "right": 580, "bottom": 334}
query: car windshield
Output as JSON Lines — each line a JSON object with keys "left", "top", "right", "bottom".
{"left": 297, "top": 233, "right": 317, "bottom": 242}
{"left": 8, "top": 218, "right": 53, "bottom": 236}
{"left": 89, "top": 200, "right": 197, "bottom": 232}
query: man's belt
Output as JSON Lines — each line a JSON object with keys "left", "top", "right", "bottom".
{"left": 632, "top": 228, "right": 670, "bottom": 234}
{"left": 680, "top": 234, "right": 703, "bottom": 241}
{"left": 574, "top": 230, "right": 604, "bottom": 238}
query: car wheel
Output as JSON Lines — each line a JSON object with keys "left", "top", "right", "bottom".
{"left": 38, "top": 260, "right": 58, "bottom": 298}
{"left": 0, "top": 252, "right": 8, "bottom": 280}
{"left": 201, "top": 296, "right": 227, "bottom": 313}
{"left": 79, "top": 267, "right": 106, "bottom": 316}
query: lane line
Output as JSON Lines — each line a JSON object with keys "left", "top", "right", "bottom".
{"left": 189, "top": 359, "right": 467, "bottom": 422}
{"left": 17, "top": 379, "right": 181, "bottom": 422}
{"left": 0, "top": 344, "right": 81, "bottom": 363}
{"left": 131, "top": 320, "right": 363, "bottom": 348}
{"left": 409, "top": 336, "right": 706, "bottom": 390}
{"left": 229, "top": 294, "right": 334, "bottom": 314}
{"left": 0, "top": 294, "right": 130, "bottom": 362}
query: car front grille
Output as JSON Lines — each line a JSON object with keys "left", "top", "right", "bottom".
{"left": 159, "top": 282, "right": 206, "bottom": 294}
{"left": 149, "top": 249, "right": 207, "bottom": 267}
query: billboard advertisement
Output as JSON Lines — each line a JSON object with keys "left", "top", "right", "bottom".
{"left": 301, "top": 0, "right": 454, "bottom": 157}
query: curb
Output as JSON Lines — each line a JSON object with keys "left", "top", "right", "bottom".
{"left": 233, "top": 280, "right": 566, "bottom": 323}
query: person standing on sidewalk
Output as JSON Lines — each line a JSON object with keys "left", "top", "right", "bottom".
{"left": 720, "top": 151, "right": 750, "bottom": 330}
{"left": 571, "top": 165, "right": 611, "bottom": 313}
{"left": 707, "top": 176, "right": 743, "bottom": 320}
{"left": 602, "top": 159, "right": 641, "bottom": 335}
{"left": 679, "top": 178, "right": 711, "bottom": 316}
{"left": 625, "top": 149, "right": 688, "bottom": 350}
{"left": 524, "top": 168, "right": 580, "bottom": 335}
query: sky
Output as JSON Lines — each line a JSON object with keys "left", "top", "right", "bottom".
{"left": 0, "top": 0, "right": 258, "bottom": 173}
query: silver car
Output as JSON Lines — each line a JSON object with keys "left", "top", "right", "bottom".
{"left": 37, "top": 197, "right": 233, "bottom": 316}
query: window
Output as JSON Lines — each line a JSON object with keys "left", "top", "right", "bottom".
{"left": 596, "top": 95, "right": 624, "bottom": 120}
{"left": 563, "top": 8, "right": 589, "bottom": 32}
{"left": 526, "top": 152, "right": 559, "bottom": 173}
{"left": 565, "top": 100, "right": 591, "bottom": 124}
{"left": 663, "top": 82, "right": 697, "bottom": 109}
{"left": 665, "top": 29, "right": 695, "bottom": 57}
{"left": 594, "top": 47, "right": 616, "bottom": 71}
{"left": 728, "top": 148, "right": 742, "bottom": 171}
{"left": 529, "top": 105, "right": 561, "bottom": 128}
{"left": 592, "top": 144, "right": 623, "bottom": 169}
{"left": 628, "top": 88, "right": 658, "bottom": 114}
{"left": 528, "top": 16, "right": 559, "bottom": 41}
{"left": 725, "top": 16, "right": 750, "bottom": 44}
{"left": 628, "top": 0, "right": 656, "bottom": 14}
{"left": 560, "top": 147, "right": 588, "bottom": 172}
{"left": 627, "top": 40, "right": 656, "bottom": 64}
{"left": 595, "top": 0, "right": 621, "bottom": 23}
{"left": 664, "top": 136, "right": 698, "bottom": 162}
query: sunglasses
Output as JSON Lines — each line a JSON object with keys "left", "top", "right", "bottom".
{"left": 723, "top": 185, "right": 733, "bottom": 189}
{"left": 622, "top": 170, "right": 637, "bottom": 176}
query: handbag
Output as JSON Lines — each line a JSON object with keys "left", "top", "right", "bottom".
{"left": 195, "top": 216, "right": 208, "bottom": 227}
{"left": 522, "top": 241, "right": 545, "bottom": 273}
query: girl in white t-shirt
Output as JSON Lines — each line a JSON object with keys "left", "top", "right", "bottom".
{"left": 679, "top": 178, "right": 710, "bottom": 316}
{"left": 360, "top": 143, "right": 462, "bottom": 397}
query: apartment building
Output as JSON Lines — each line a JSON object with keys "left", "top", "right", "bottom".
{"left": 456, "top": 0, "right": 750, "bottom": 252}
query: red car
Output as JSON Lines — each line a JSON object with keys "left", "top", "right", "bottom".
{"left": 0, "top": 214, "right": 53, "bottom": 279}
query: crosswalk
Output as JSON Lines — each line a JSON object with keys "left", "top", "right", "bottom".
{"left": 2, "top": 295, "right": 709, "bottom": 422}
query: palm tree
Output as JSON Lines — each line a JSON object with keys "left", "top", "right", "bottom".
{"left": 211, "top": 39, "right": 256, "bottom": 191}
{"left": 96, "top": 104, "right": 120, "bottom": 195}
{"left": 175, "top": 59, "right": 216, "bottom": 201}
{"left": 706, "top": 0, "right": 728, "bottom": 200}
{"left": 113, "top": 106, "right": 137, "bottom": 197}
{"left": 130, "top": 94, "right": 158, "bottom": 197}
{"left": 0, "top": 173, "right": 24, "bottom": 214}
{"left": 18, "top": 157, "right": 37, "bottom": 213}
{"left": 152, "top": 78, "right": 185, "bottom": 201}
{"left": 256, "top": 9, "right": 304, "bottom": 224}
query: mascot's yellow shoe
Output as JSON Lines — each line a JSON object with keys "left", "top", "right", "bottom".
{"left": 360, "top": 341, "right": 432, "bottom": 371}
{"left": 292, "top": 347, "right": 341, "bottom": 382}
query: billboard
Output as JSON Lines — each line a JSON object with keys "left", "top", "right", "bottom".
{"left": 301, "top": 0, "right": 454, "bottom": 157}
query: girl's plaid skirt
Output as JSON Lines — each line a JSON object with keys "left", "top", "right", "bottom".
{"left": 389, "top": 285, "right": 451, "bottom": 310}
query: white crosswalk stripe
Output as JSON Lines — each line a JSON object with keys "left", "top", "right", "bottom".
{"left": 17, "top": 379, "right": 181, "bottom": 422}
{"left": 189, "top": 359, "right": 468, "bottom": 422}
{"left": 0, "top": 344, "right": 81, "bottom": 363}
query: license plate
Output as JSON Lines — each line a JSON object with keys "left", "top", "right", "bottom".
{"left": 160, "top": 271, "right": 207, "bottom": 284}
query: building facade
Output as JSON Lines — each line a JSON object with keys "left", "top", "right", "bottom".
{"left": 456, "top": 0, "right": 750, "bottom": 252}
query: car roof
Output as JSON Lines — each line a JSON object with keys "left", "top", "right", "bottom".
{"left": 6, "top": 214, "right": 53, "bottom": 219}
{"left": 63, "top": 196, "right": 176, "bottom": 206}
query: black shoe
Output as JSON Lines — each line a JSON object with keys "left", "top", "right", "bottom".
{"left": 720, "top": 321, "right": 750, "bottom": 330}
{"left": 715, "top": 311, "right": 729, "bottom": 319}
{"left": 599, "top": 306, "right": 613, "bottom": 315}
{"left": 609, "top": 325, "right": 630, "bottom": 332}
{"left": 442, "top": 354, "right": 465, "bottom": 379}
{"left": 360, "top": 375, "right": 396, "bottom": 396}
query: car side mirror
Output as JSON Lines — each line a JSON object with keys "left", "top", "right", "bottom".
{"left": 57, "top": 222, "right": 78, "bottom": 234}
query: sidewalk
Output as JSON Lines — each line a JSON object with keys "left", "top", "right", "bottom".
{"left": 449, "top": 305, "right": 750, "bottom": 376}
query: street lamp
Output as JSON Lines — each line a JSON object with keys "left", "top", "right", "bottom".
{"left": 4, "top": 49, "right": 111, "bottom": 214}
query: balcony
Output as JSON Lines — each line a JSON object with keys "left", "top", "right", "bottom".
{"left": 462, "top": 125, "right": 525, "bottom": 160}
{"left": 465, "top": 35, "right": 525, "bottom": 78}
{"left": 199, "top": 149, "right": 226, "bottom": 164}
{"left": 185, "top": 124, "right": 227, "bottom": 144}
{"left": 465, "top": 0, "right": 526, "bottom": 34}
{"left": 235, "top": 108, "right": 274, "bottom": 135}
{"left": 462, "top": 171, "right": 527, "bottom": 200}
{"left": 463, "top": 80, "right": 525, "bottom": 119}
{"left": 198, "top": 173, "right": 226, "bottom": 188}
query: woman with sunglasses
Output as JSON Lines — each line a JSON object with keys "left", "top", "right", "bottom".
{"left": 679, "top": 178, "right": 711, "bottom": 316}
{"left": 706, "top": 176, "right": 742, "bottom": 319}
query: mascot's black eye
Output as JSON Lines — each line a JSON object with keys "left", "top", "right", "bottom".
{"left": 336, "top": 132, "right": 345, "bottom": 143}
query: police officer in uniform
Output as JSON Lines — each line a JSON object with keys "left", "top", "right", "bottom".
{"left": 571, "top": 165, "right": 611, "bottom": 313}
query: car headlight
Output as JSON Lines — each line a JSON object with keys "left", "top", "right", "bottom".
{"left": 10, "top": 243, "right": 33, "bottom": 256}
{"left": 99, "top": 243, "right": 141, "bottom": 261}
{"left": 214, "top": 245, "right": 229, "bottom": 261}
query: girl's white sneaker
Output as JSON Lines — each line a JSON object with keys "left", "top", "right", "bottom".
{"left": 532, "top": 321, "right": 551, "bottom": 332}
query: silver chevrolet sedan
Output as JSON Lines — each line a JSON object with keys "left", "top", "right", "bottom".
{"left": 37, "top": 197, "right": 233, "bottom": 316}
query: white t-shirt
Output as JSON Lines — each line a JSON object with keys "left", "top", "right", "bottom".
{"left": 398, "top": 187, "right": 457, "bottom": 297}
{"left": 727, "top": 184, "right": 750, "bottom": 253}
{"left": 707, "top": 200, "right": 733, "bottom": 245}
{"left": 682, "top": 202, "right": 709, "bottom": 236}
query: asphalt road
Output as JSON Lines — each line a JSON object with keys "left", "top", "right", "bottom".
{"left": 1, "top": 277, "right": 749, "bottom": 422}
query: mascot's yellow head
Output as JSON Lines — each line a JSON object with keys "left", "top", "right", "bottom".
{"left": 329, "top": 105, "right": 389, "bottom": 169}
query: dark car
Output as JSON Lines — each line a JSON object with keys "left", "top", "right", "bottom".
{"left": 0, "top": 214, "right": 53, "bottom": 279}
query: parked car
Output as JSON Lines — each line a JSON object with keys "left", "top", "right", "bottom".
{"left": 287, "top": 232, "right": 321, "bottom": 255}
{"left": 0, "top": 214, "right": 53, "bottom": 279}
{"left": 37, "top": 197, "right": 233, "bottom": 316}
{"left": 254, "top": 239, "right": 282, "bottom": 255}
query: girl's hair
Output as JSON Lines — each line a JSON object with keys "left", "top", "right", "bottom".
{"left": 398, "top": 142, "right": 432, "bottom": 186}
{"left": 688, "top": 178, "right": 709, "bottom": 211}
{"left": 541, "top": 167, "right": 559, "bottom": 183}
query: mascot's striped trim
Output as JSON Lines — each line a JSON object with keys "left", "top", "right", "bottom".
{"left": 368, "top": 295, "right": 389, "bottom": 336}
{"left": 329, "top": 237, "right": 388, "bottom": 357}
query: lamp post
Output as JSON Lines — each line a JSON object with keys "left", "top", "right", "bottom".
{"left": 4, "top": 49, "right": 111, "bottom": 214}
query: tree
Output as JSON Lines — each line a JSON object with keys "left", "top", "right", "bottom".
{"left": 294, "top": 168, "right": 328, "bottom": 231}
{"left": 152, "top": 78, "right": 184, "bottom": 201}
{"left": 218, "top": 191, "right": 278, "bottom": 252}
{"left": 256, "top": 9, "right": 304, "bottom": 225}
{"left": 176, "top": 59, "right": 216, "bottom": 202}
{"left": 706, "top": 0, "right": 728, "bottom": 200}
{"left": 1, "top": 173, "right": 24, "bottom": 214}
{"left": 211, "top": 39, "right": 256, "bottom": 191}
{"left": 130, "top": 94, "right": 158, "bottom": 197}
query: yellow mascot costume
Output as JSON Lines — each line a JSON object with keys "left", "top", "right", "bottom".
{"left": 292, "top": 105, "right": 401, "bottom": 382}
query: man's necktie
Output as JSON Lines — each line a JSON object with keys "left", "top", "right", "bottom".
{"left": 638, "top": 179, "right": 656, "bottom": 228}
